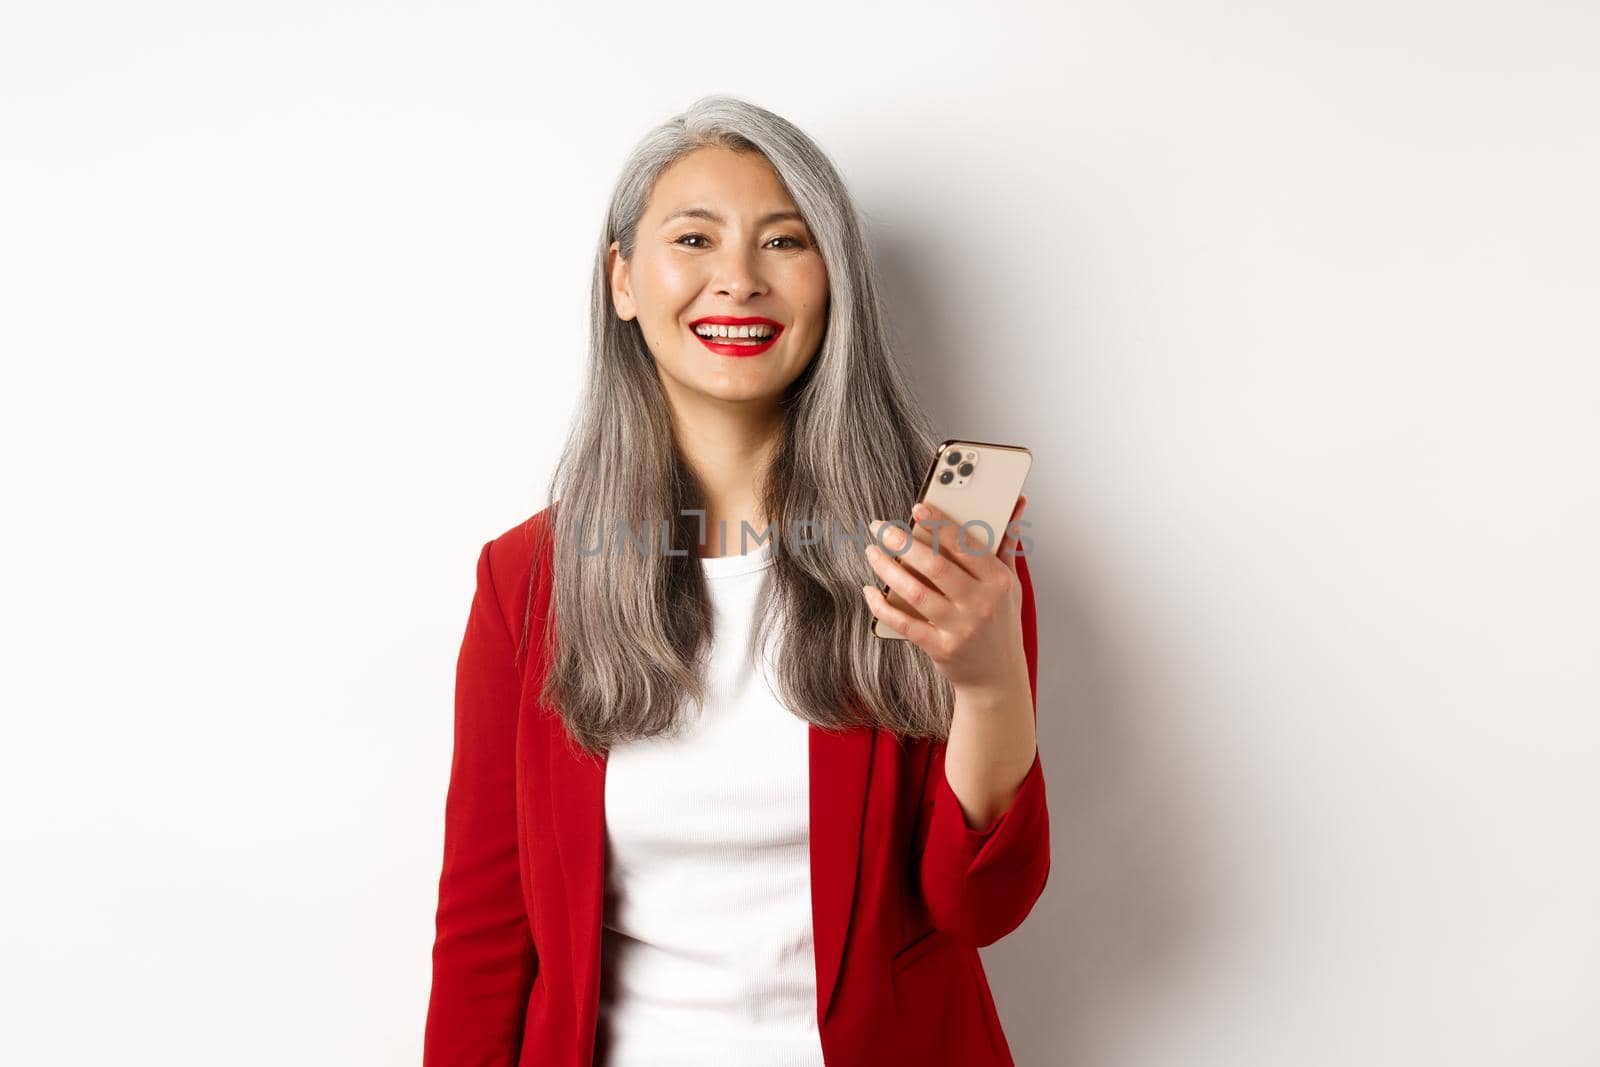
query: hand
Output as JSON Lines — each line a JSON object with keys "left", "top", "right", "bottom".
{"left": 861, "top": 493, "right": 1030, "bottom": 696}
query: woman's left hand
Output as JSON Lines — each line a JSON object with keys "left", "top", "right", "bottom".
{"left": 861, "top": 493, "right": 1029, "bottom": 696}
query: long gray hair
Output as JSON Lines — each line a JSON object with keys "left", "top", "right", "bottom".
{"left": 524, "top": 94, "right": 952, "bottom": 754}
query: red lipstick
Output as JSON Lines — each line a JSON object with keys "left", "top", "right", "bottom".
{"left": 689, "top": 315, "right": 783, "bottom": 358}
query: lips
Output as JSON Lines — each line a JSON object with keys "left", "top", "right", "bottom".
{"left": 689, "top": 315, "right": 783, "bottom": 358}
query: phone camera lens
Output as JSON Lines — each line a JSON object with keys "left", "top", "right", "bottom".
{"left": 958, "top": 463, "right": 974, "bottom": 476}
{"left": 938, "top": 470, "right": 954, "bottom": 485}
{"left": 945, "top": 451, "right": 962, "bottom": 465}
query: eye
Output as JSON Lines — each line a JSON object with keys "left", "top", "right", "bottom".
{"left": 672, "top": 233, "right": 808, "bottom": 250}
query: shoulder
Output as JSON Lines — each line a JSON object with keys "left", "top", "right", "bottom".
{"left": 477, "top": 504, "right": 556, "bottom": 636}
{"left": 483, "top": 504, "right": 554, "bottom": 582}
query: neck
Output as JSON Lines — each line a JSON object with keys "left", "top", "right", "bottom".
{"left": 666, "top": 392, "right": 786, "bottom": 558}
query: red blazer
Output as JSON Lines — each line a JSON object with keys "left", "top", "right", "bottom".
{"left": 424, "top": 507, "right": 1051, "bottom": 1066}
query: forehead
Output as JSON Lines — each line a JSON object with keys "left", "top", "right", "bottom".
{"left": 647, "top": 146, "right": 804, "bottom": 224}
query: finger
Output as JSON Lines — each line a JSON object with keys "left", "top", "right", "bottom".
{"left": 913, "top": 499, "right": 1011, "bottom": 580}
{"left": 872, "top": 516, "right": 982, "bottom": 602}
{"left": 864, "top": 528, "right": 960, "bottom": 629}
{"left": 909, "top": 501, "right": 988, "bottom": 581}
{"left": 861, "top": 583, "right": 942, "bottom": 650}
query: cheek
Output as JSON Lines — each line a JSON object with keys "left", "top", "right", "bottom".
{"left": 800, "top": 268, "right": 830, "bottom": 331}
{"left": 779, "top": 265, "right": 829, "bottom": 332}
{"left": 634, "top": 253, "right": 699, "bottom": 317}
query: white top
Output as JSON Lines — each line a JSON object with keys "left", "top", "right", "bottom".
{"left": 595, "top": 538, "right": 826, "bottom": 1067}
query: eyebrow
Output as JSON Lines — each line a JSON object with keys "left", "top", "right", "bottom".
{"left": 659, "top": 206, "right": 809, "bottom": 229}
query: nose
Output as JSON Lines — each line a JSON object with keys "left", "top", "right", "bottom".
{"left": 710, "top": 245, "right": 769, "bottom": 301}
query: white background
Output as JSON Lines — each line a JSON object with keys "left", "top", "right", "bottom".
{"left": 3, "top": 2, "right": 1596, "bottom": 1064}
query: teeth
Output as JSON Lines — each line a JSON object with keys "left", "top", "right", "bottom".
{"left": 694, "top": 323, "right": 776, "bottom": 339}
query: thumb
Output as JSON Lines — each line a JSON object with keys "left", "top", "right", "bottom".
{"left": 998, "top": 493, "right": 1027, "bottom": 574}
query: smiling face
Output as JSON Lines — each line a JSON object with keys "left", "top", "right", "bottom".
{"left": 610, "top": 145, "right": 830, "bottom": 416}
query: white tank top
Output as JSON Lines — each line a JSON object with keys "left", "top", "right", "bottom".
{"left": 595, "top": 538, "right": 826, "bottom": 1066}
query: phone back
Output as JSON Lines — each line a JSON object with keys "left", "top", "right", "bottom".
{"left": 874, "top": 439, "right": 1032, "bottom": 640}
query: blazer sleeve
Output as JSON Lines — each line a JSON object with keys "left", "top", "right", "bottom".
{"left": 914, "top": 551, "right": 1052, "bottom": 949}
{"left": 423, "top": 539, "right": 538, "bottom": 1066}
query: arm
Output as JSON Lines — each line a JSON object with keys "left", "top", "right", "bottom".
{"left": 423, "top": 540, "right": 537, "bottom": 1066}
{"left": 914, "top": 551, "right": 1051, "bottom": 948}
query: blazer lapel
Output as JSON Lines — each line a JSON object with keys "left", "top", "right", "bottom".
{"left": 546, "top": 733, "right": 607, "bottom": 1066}
{"left": 547, "top": 717, "right": 875, "bottom": 1056}
{"left": 809, "top": 720, "right": 876, "bottom": 1021}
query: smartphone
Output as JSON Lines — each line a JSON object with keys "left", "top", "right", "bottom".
{"left": 872, "top": 439, "right": 1033, "bottom": 640}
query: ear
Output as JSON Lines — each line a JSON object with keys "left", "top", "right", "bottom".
{"left": 609, "top": 241, "right": 636, "bottom": 321}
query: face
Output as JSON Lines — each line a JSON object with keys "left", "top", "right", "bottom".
{"left": 610, "top": 146, "right": 830, "bottom": 415}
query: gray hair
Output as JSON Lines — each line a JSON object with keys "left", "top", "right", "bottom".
{"left": 525, "top": 93, "right": 951, "bottom": 754}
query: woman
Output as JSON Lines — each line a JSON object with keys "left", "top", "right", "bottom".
{"left": 423, "top": 95, "right": 1050, "bottom": 1067}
